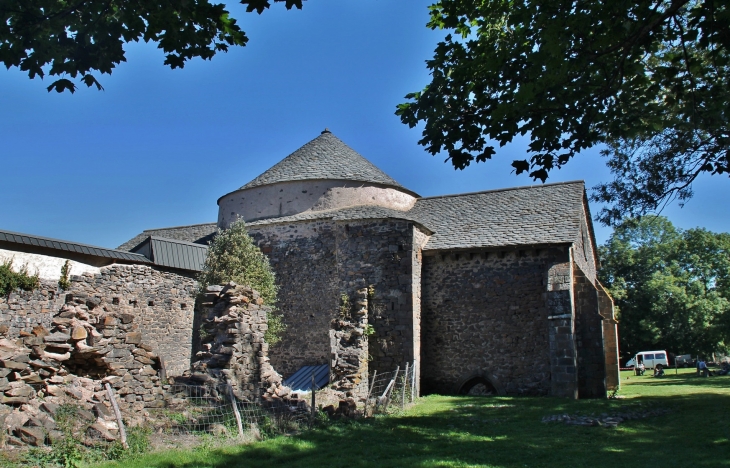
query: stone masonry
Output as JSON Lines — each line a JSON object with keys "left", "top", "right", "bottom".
{"left": 421, "top": 247, "right": 571, "bottom": 396}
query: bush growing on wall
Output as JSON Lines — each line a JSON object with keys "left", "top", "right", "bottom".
{"left": 0, "top": 260, "right": 40, "bottom": 296}
{"left": 197, "top": 219, "right": 285, "bottom": 344}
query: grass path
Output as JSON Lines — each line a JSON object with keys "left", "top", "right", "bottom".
{"left": 91, "top": 369, "right": 729, "bottom": 468}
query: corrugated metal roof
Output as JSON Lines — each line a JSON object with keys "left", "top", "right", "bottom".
{"left": 131, "top": 236, "right": 208, "bottom": 272}
{"left": 0, "top": 229, "right": 151, "bottom": 263}
{"left": 283, "top": 364, "right": 330, "bottom": 392}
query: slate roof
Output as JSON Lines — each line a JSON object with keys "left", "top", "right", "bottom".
{"left": 409, "top": 181, "right": 586, "bottom": 251}
{"left": 245, "top": 181, "right": 587, "bottom": 251}
{"left": 239, "top": 131, "right": 416, "bottom": 195}
{"left": 131, "top": 236, "right": 208, "bottom": 272}
{"left": 0, "top": 229, "right": 151, "bottom": 264}
{"left": 247, "top": 205, "right": 430, "bottom": 230}
{"left": 118, "top": 223, "right": 217, "bottom": 252}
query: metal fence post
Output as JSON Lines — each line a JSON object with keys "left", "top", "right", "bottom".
{"left": 402, "top": 362, "right": 409, "bottom": 409}
{"left": 410, "top": 360, "right": 417, "bottom": 402}
{"left": 310, "top": 371, "right": 316, "bottom": 426}
{"left": 365, "top": 369, "right": 377, "bottom": 417}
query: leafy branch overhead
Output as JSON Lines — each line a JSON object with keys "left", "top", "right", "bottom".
{"left": 397, "top": 0, "right": 729, "bottom": 224}
{"left": 0, "top": 0, "right": 303, "bottom": 93}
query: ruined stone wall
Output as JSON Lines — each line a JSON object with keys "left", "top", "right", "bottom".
{"left": 421, "top": 247, "right": 570, "bottom": 396}
{"left": 334, "top": 220, "right": 419, "bottom": 374}
{"left": 0, "top": 265, "right": 198, "bottom": 377}
{"left": 573, "top": 266, "right": 606, "bottom": 398}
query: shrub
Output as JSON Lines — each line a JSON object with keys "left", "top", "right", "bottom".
{"left": 197, "top": 219, "right": 284, "bottom": 344}
{"left": 58, "top": 260, "right": 71, "bottom": 290}
{"left": 0, "top": 259, "right": 40, "bottom": 296}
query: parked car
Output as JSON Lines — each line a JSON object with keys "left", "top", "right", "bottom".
{"left": 675, "top": 354, "right": 695, "bottom": 368}
{"left": 625, "top": 350, "right": 669, "bottom": 370}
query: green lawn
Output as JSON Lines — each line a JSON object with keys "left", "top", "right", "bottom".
{"left": 91, "top": 369, "right": 729, "bottom": 468}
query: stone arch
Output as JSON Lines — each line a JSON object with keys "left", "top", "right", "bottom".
{"left": 455, "top": 371, "right": 506, "bottom": 396}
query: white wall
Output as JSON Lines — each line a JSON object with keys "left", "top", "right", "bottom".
{"left": 218, "top": 180, "right": 417, "bottom": 228}
{"left": 0, "top": 249, "right": 100, "bottom": 280}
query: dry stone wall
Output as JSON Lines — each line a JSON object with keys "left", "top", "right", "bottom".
{"left": 0, "top": 290, "right": 176, "bottom": 446}
{"left": 421, "top": 247, "right": 571, "bottom": 396}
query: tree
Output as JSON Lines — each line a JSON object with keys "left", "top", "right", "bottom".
{"left": 0, "top": 0, "right": 302, "bottom": 93}
{"left": 197, "top": 219, "right": 285, "bottom": 344}
{"left": 397, "top": 1, "right": 730, "bottom": 225}
{"left": 599, "top": 216, "right": 730, "bottom": 360}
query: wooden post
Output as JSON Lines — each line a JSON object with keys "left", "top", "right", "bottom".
{"left": 105, "top": 383, "right": 128, "bottom": 449}
{"left": 228, "top": 385, "right": 244, "bottom": 439}
{"left": 159, "top": 356, "right": 168, "bottom": 383}
{"left": 381, "top": 366, "right": 399, "bottom": 408}
{"left": 402, "top": 362, "right": 409, "bottom": 409}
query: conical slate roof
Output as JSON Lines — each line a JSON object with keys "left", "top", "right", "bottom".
{"left": 240, "top": 130, "right": 410, "bottom": 192}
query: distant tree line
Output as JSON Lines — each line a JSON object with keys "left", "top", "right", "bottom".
{"left": 600, "top": 217, "right": 730, "bottom": 361}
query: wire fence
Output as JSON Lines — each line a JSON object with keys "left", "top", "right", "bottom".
{"left": 145, "top": 384, "right": 311, "bottom": 441}
{"left": 364, "top": 361, "right": 417, "bottom": 416}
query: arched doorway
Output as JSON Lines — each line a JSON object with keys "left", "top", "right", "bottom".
{"left": 458, "top": 376, "right": 499, "bottom": 396}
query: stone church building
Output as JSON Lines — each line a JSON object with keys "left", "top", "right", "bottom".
{"left": 116, "top": 130, "right": 620, "bottom": 399}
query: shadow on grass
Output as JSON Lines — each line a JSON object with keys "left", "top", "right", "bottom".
{"left": 115, "top": 390, "right": 730, "bottom": 468}
{"left": 629, "top": 373, "right": 730, "bottom": 388}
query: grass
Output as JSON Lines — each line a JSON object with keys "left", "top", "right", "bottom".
{"left": 88, "top": 368, "right": 729, "bottom": 468}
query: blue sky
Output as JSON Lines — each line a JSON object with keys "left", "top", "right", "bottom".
{"left": 1, "top": 0, "right": 728, "bottom": 249}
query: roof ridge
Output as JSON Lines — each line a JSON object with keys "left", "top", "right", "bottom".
{"left": 148, "top": 236, "right": 210, "bottom": 248}
{"left": 0, "top": 229, "right": 149, "bottom": 257}
{"left": 416, "top": 180, "right": 585, "bottom": 201}
{"left": 139, "top": 222, "right": 217, "bottom": 233}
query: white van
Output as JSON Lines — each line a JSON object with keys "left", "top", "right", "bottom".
{"left": 625, "top": 350, "right": 669, "bottom": 369}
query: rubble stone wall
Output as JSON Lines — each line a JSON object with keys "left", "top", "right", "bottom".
{"left": 0, "top": 265, "right": 198, "bottom": 377}
{"left": 190, "top": 284, "right": 289, "bottom": 403}
{"left": 421, "top": 247, "right": 571, "bottom": 396}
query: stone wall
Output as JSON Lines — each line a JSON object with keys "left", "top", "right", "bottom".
{"left": 573, "top": 266, "right": 606, "bottom": 398}
{"left": 249, "top": 221, "right": 338, "bottom": 378}
{"left": 250, "top": 218, "right": 423, "bottom": 379}
{"left": 546, "top": 258, "right": 577, "bottom": 398}
{"left": 421, "top": 247, "right": 570, "bottom": 396}
{"left": 597, "top": 283, "right": 620, "bottom": 392}
{"left": 572, "top": 202, "right": 598, "bottom": 284}
{"left": 189, "top": 284, "right": 290, "bottom": 403}
{"left": 0, "top": 281, "right": 61, "bottom": 339}
{"left": 0, "top": 264, "right": 198, "bottom": 377}
{"left": 330, "top": 287, "right": 369, "bottom": 398}
{"left": 333, "top": 220, "right": 420, "bottom": 375}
